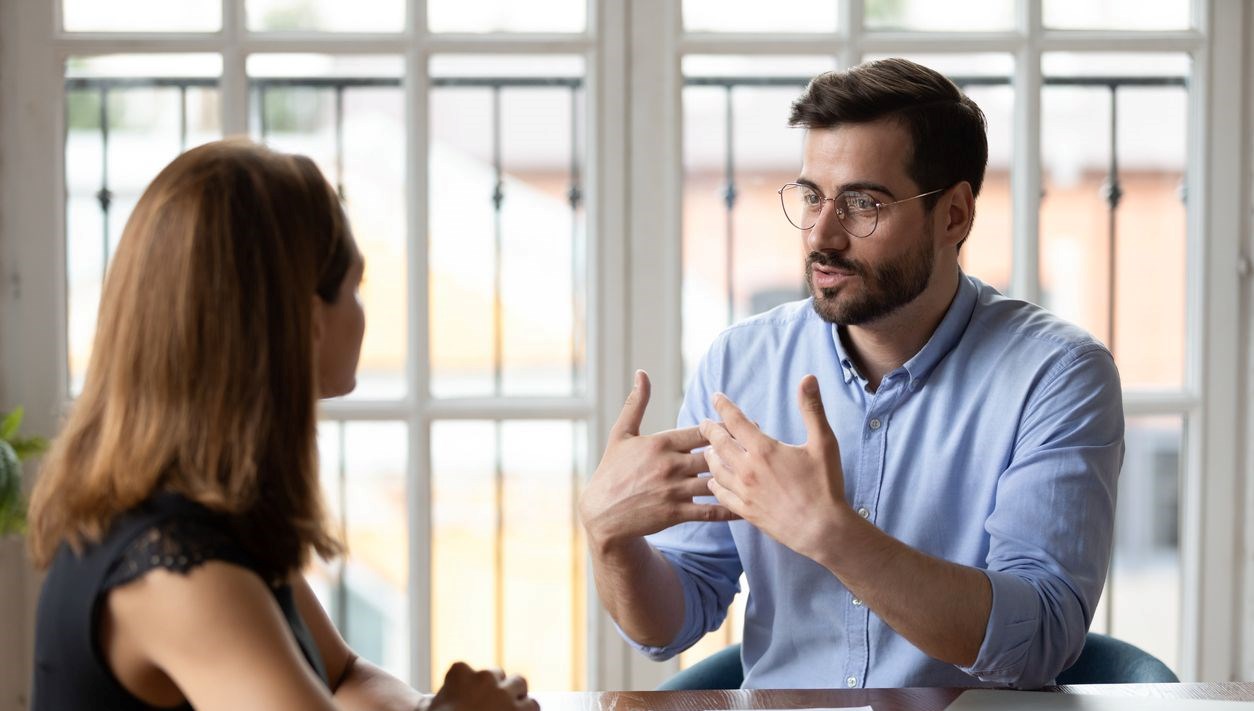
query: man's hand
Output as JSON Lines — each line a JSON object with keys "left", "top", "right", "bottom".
{"left": 425, "top": 664, "right": 537, "bottom": 711}
{"left": 579, "top": 370, "right": 739, "bottom": 551}
{"left": 699, "top": 374, "right": 849, "bottom": 563}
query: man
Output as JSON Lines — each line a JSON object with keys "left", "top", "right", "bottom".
{"left": 578, "top": 58, "right": 1123, "bottom": 689}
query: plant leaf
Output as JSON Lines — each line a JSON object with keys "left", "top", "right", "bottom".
{"left": 0, "top": 407, "right": 22, "bottom": 442}
{"left": 11, "top": 437, "right": 49, "bottom": 461}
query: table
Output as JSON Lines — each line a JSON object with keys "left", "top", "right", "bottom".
{"left": 533, "top": 684, "right": 1254, "bottom": 711}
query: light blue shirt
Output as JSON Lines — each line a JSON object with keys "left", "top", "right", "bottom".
{"left": 630, "top": 274, "right": 1124, "bottom": 689}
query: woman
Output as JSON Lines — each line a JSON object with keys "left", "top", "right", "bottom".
{"left": 28, "top": 139, "right": 537, "bottom": 711}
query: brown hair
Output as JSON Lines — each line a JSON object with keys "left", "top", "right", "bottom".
{"left": 789, "top": 58, "right": 988, "bottom": 245}
{"left": 29, "top": 139, "right": 354, "bottom": 578}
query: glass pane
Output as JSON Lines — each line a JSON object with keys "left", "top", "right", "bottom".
{"left": 65, "top": 55, "right": 222, "bottom": 394}
{"left": 428, "top": 0, "right": 586, "bottom": 33}
{"left": 864, "top": 0, "right": 1015, "bottom": 31}
{"left": 861, "top": 53, "right": 1015, "bottom": 294}
{"left": 682, "top": 0, "right": 838, "bottom": 33}
{"left": 248, "top": 55, "right": 408, "bottom": 400}
{"left": 314, "top": 421, "right": 410, "bottom": 682}
{"left": 1040, "top": 54, "right": 1188, "bottom": 390}
{"left": 1091, "top": 416, "right": 1182, "bottom": 676}
{"left": 429, "top": 56, "right": 587, "bottom": 398}
{"left": 681, "top": 56, "right": 837, "bottom": 384}
{"left": 1044, "top": 0, "right": 1192, "bottom": 31}
{"left": 63, "top": 0, "right": 221, "bottom": 32}
{"left": 431, "top": 420, "right": 586, "bottom": 690}
{"left": 247, "top": 0, "right": 405, "bottom": 32}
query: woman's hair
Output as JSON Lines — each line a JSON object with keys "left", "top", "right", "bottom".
{"left": 29, "top": 139, "right": 354, "bottom": 578}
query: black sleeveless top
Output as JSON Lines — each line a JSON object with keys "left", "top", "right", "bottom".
{"left": 31, "top": 493, "right": 328, "bottom": 710}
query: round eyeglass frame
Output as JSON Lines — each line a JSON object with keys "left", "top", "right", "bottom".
{"left": 777, "top": 183, "right": 947, "bottom": 237}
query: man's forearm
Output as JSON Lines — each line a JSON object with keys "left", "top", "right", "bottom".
{"left": 815, "top": 509, "right": 992, "bottom": 667}
{"left": 589, "top": 535, "right": 687, "bottom": 648}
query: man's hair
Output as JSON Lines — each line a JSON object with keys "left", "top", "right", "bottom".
{"left": 29, "top": 139, "right": 354, "bottom": 578}
{"left": 789, "top": 58, "right": 988, "bottom": 240}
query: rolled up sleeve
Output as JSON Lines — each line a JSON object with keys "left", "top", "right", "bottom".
{"left": 960, "top": 345, "right": 1124, "bottom": 688}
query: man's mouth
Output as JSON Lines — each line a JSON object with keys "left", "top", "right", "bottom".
{"left": 811, "top": 262, "right": 857, "bottom": 289}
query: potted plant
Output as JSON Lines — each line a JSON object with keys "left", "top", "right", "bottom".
{"left": 1, "top": 406, "right": 47, "bottom": 536}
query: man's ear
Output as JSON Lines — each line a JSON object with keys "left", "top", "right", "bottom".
{"left": 937, "top": 181, "right": 975, "bottom": 249}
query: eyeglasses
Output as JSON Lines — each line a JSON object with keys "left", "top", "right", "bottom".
{"left": 778, "top": 183, "right": 947, "bottom": 237}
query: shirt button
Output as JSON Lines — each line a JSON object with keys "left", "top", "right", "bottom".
{"left": 846, "top": 676, "right": 858, "bottom": 688}
{"left": 857, "top": 506, "right": 870, "bottom": 519}
{"left": 852, "top": 597, "right": 863, "bottom": 606}
{"left": 868, "top": 418, "right": 881, "bottom": 430}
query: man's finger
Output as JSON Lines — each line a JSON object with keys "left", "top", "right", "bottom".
{"left": 711, "top": 393, "right": 770, "bottom": 447}
{"left": 673, "top": 501, "right": 742, "bottom": 523}
{"left": 704, "top": 448, "right": 746, "bottom": 501}
{"left": 610, "top": 370, "right": 651, "bottom": 439}
{"left": 797, "top": 374, "right": 835, "bottom": 446}
{"left": 676, "top": 475, "right": 717, "bottom": 499}
{"left": 706, "top": 477, "right": 748, "bottom": 517}
{"left": 673, "top": 451, "right": 709, "bottom": 477}
{"left": 699, "top": 419, "right": 745, "bottom": 457}
{"left": 658, "top": 425, "right": 708, "bottom": 452}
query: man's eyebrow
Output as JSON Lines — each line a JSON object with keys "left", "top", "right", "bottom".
{"left": 794, "top": 177, "right": 898, "bottom": 200}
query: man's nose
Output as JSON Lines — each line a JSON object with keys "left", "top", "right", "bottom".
{"left": 806, "top": 202, "right": 851, "bottom": 253}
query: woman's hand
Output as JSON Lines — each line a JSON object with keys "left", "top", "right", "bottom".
{"left": 425, "top": 663, "right": 538, "bottom": 711}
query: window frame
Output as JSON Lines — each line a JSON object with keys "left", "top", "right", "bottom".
{"left": 0, "top": 0, "right": 1250, "bottom": 695}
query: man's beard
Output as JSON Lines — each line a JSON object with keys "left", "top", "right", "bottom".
{"left": 806, "top": 230, "right": 935, "bottom": 326}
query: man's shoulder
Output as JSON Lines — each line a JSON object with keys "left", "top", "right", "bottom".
{"left": 965, "top": 278, "right": 1110, "bottom": 363}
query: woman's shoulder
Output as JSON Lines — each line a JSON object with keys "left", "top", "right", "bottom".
{"left": 101, "top": 493, "right": 256, "bottom": 593}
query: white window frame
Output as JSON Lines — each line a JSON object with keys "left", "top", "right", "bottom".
{"left": 0, "top": 0, "right": 1250, "bottom": 696}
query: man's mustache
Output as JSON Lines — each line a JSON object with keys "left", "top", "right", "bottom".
{"left": 806, "top": 251, "right": 864, "bottom": 276}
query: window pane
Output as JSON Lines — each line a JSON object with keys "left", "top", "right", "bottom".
{"left": 429, "top": 56, "right": 587, "bottom": 398}
{"left": 65, "top": 54, "right": 222, "bottom": 394}
{"left": 681, "top": 56, "right": 837, "bottom": 384}
{"left": 1044, "top": 0, "right": 1192, "bottom": 31}
{"left": 63, "top": 0, "right": 221, "bottom": 32}
{"left": 862, "top": 54, "right": 1014, "bottom": 293}
{"left": 1040, "top": 53, "right": 1188, "bottom": 390}
{"left": 428, "top": 0, "right": 586, "bottom": 33}
{"left": 248, "top": 55, "right": 408, "bottom": 400}
{"left": 431, "top": 420, "right": 586, "bottom": 690}
{"left": 682, "top": 0, "right": 838, "bottom": 33}
{"left": 1091, "top": 416, "right": 1182, "bottom": 675}
{"left": 864, "top": 0, "right": 1015, "bottom": 32}
{"left": 247, "top": 0, "right": 405, "bottom": 32}
{"left": 314, "top": 421, "right": 410, "bottom": 682}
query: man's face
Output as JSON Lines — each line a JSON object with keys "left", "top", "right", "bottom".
{"left": 798, "top": 120, "right": 937, "bottom": 326}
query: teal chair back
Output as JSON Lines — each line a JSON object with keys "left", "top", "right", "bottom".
{"left": 656, "top": 632, "right": 1177, "bottom": 690}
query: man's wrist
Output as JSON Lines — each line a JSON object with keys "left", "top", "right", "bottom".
{"left": 807, "top": 503, "right": 870, "bottom": 571}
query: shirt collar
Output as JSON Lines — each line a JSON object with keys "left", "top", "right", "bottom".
{"left": 829, "top": 272, "right": 979, "bottom": 388}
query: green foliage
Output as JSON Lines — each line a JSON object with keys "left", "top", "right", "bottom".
{"left": 0, "top": 407, "right": 49, "bottom": 536}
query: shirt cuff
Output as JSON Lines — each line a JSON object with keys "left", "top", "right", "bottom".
{"left": 958, "top": 569, "right": 1041, "bottom": 685}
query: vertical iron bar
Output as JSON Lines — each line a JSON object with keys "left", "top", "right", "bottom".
{"left": 1102, "top": 83, "right": 1123, "bottom": 637}
{"left": 259, "top": 84, "right": 269, "bottom": 142}
{"left": 336, "top": 422, "right": 349, "bottom": 636}
{"left": 98, "top": 85, "right": 112, "bottom": 283}
{"left": 491, "top": 86, "right": 505, "bottom": 396}
{"left": 179, "top": 84, "right": 188, "bottom": 153}
{"left": 493, "top": 421, "right": 505, "bottom": 670}
{"left": 490, "top": 84, "right": 506, "bottom": 671}
{"left": 723, "top": 85, "right": 737, "bottom": 327}
{"left": 334, "top": 85, "right": 347, "bottom": 200}
{"left": 568, "top": 85, "right": 584, "bottom": 396}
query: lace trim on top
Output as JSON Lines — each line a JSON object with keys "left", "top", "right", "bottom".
{"left": 102, "top": 517, "right": 253, "bottom": 592}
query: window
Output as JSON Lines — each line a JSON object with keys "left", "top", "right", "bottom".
{"left": 2, "top": 0, "right": 1248, "bottom": 692}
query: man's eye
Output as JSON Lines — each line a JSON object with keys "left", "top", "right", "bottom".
{"left": 844, "top": 195, "right": 876, "bottom": 211}
{"left": 803, "top": 192, "right": 822, "bottom": 206}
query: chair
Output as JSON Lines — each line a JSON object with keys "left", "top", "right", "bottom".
{"left": 1054, "top": 632, "right": 1179, "bottom": 684}
{"left": 656, "top": 633, "right": 1178, "bottom": 690}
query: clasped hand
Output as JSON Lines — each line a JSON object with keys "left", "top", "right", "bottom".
{"left": 578, "top": 371, "right": 739, "bottom": 548}
{"left": 699, "top": 374, "right": 849, "bottom": 563}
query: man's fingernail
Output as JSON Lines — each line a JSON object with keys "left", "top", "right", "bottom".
{"left": 803, "top": 376, "right": 818, "bottom": 395}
